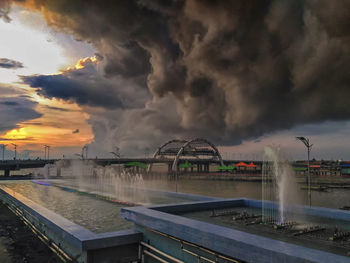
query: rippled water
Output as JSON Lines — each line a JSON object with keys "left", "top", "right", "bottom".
{"left": 1, "top": 177, "right": 349, "bottom": 234}
{"left": 0, "top": 179, "right": 202, "bottom": 233}
{"left": 1, "top": 181, "right": 131, "bottom": 233}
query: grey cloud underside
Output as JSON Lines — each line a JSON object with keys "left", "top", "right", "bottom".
{"left": 0, "top": 58, "right": 24, "bottom": 69}
{"left": 0, "top": 96, "right": 42, "bottom": 133}
{"left": 14, "top": 0, "right": 350, "bottom": 154}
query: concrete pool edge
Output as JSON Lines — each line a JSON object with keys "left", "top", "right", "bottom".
{"left": 121, "top": 198, "right": 350, "bottom": 263}
{"left": 0, "top": 181, "right": 220, "bottom": 262}
{"left": 0, "top": 186, "right": 142, "bottom": 262}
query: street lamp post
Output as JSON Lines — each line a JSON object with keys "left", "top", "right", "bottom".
{"left": 296, "top": 137, "right": 313, "bottom": 207}
{"left": 44, "top": 145, "right": 50, "bottom": 160}
{"left": 82, "top": 146, "right": 88, "bottom": 159}
{"left": 11, "top": 143, "right": 17, "bottom": 160}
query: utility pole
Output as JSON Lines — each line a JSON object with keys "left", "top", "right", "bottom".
{"left": 11, "top": 143, "right": 17, "bottom": 160}
{"left": 296, "top": 137, "right": 313, "bottom": 207}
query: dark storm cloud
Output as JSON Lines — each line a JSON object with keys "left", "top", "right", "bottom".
{"left": 22, "top": 73, "right": 121, "bottom": 108}
{"left": 22, "top": 62, "right": 150, "bottom": 109}
{"left": 10, "top": 0, "right": 350, "bottom": 154}
{"left": 0, "top": 96, "right": 42, "bottom": 133}
{"left": 0, "top": 58, "right": 24, "bottom": 69}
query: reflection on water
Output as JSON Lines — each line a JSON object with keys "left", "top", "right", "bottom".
{"left": 0, "top": 179, "right": 201, "bottom": 233}
{"left": 0, "top": 181, "right": 131, "bottom": 233}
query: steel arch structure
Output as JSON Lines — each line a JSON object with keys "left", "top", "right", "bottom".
{"left": 171, "top": 138, "right": 224, "bottom": 172}
{"left": 151, "top": 139, "right": 188, "bottom": 158}
{"left": 148, "top": 138, "right": 224, "bottom": 172}
{"left": 147, "top": 139, "right": 187, "bottom": 172}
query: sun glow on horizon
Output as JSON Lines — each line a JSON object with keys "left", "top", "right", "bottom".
{"left": 1, "top": 121, "right": 94, "bottom": 151}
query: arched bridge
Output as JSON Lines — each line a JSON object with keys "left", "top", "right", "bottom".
{"left": 149, "top": 138, "right": 224, "bottom": 172}
{"left": 0, "top": 138, "right": 226, "bottom": 176}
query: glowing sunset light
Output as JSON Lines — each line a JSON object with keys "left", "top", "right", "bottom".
{"left": 64, "top": 55, "right": 100, "bottom": 71}
{"left": 3, "top": 128, "right": 30, "bottom": 140}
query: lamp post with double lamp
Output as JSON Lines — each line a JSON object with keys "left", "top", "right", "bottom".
{"left": 110, "top": 146, "right": 120, "bottom": 158}
{"left": 296, "top": 137, "right": 313, "bottom": 207}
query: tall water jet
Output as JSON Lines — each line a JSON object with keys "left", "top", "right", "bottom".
{"left": 262, "top": 146, "right": 300, "bottom": 223}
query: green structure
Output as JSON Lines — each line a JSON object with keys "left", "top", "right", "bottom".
{"left": 124, "top": 161, "right": 147, "bottom": 169}
{"left": 179, "top": 160, "right": 195, "bottom": 169}
{"left": 218, "top": 165, "right": 235, "bottom": 171}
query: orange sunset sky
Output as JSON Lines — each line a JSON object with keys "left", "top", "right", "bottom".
{"left": 0, "top": 6, "right": 95, "bottom": 157}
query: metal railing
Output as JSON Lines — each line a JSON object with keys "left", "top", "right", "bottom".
{"left": 139, "top": 228, "right": 242, "bottom": 263}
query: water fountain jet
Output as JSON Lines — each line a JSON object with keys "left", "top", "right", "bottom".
{"left": 262, "top": 146, "right": 301, "bottom": 224}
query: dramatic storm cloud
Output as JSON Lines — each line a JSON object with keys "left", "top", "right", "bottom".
{"left": 10, "top": 0, "right": 350, "bottom": 154}
{"left": 0, "top": 58, "right": 23, "bottom": 69}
